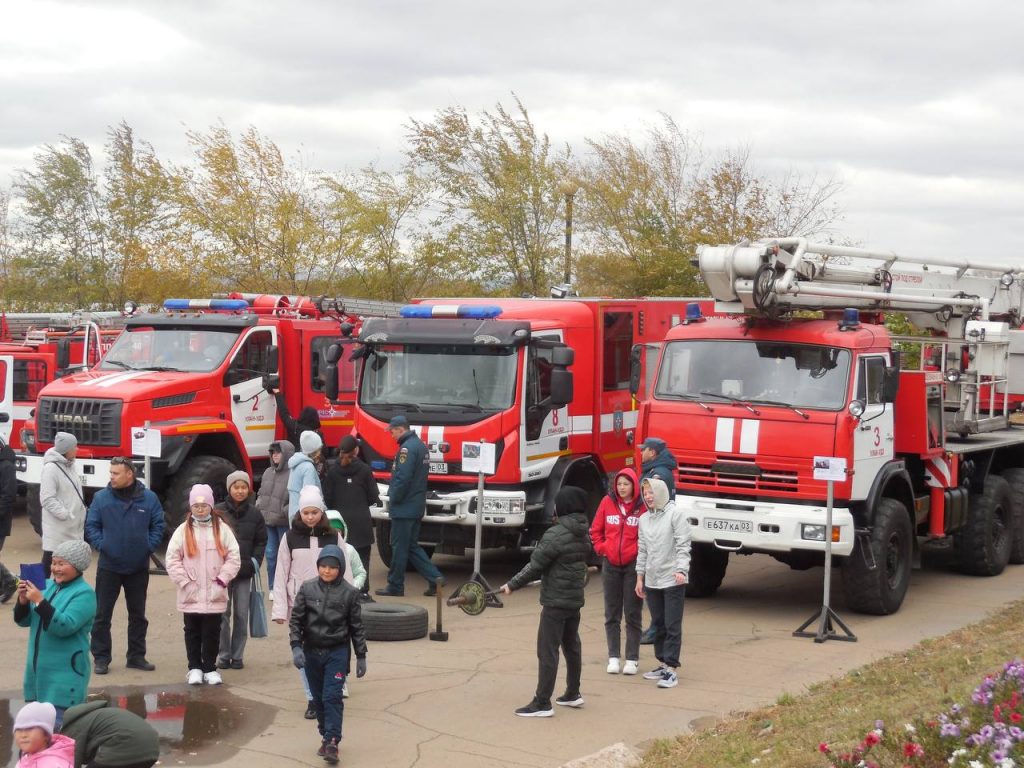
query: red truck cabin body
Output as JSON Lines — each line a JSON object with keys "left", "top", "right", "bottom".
{"left": 640, "top": 315, "right": 898, "bottom": 561}
{"left": 354, "top": 297, "right": 698, "bottom": 557}
{"left": 17, "top": 305, "right": 362, "bottom": 519}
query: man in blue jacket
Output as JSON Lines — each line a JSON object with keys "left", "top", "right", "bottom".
{"left": 85, "top": 457, "right": 165, "bottom": 674}
{"left": 375, "top": 415, "right": 445, "bottom": 597}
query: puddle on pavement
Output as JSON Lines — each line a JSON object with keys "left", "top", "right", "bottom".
{"left": 0, "top": 684, "right": 278, "bottom": 767}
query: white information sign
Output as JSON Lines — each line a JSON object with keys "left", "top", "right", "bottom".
{"left": 813, "top": 456, "right": 847, "bottom": 482}
{"left": 462, "top": 441, "right": 495, "bottom": 474}
{"left": 131, "top": 427, "right": 162, "bottom": 458}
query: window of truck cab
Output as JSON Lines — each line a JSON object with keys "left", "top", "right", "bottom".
{"left": 310, "top": 336, "right": 359, "bottom": 396}
{"left": 100, "top": 327, "right": 241, "bottom": 373}
{"left": 654, "top": 339, "right": 852, "bottom": 411}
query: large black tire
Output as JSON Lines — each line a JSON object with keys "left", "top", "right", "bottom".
{"left": 26, "top": 484, "right": 42, "bottom": 537}
{"left": 163, "top": 455, "right": 236, "bottom": 529}
{"left": 999, "top": 468, "right": 1024, "bottom": 564}
{"left": 842, "top": 497, "right": 913, "bottom": 615}
{"left": 361, "top": 602, "right": 428, "bottom": 641}
{"left": 957, "top": 475, "right": 1012, "bottom": 576}
{"left": 686, "top": 543, "right": 729, "bottom": 598}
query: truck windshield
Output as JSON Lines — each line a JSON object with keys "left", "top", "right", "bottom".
{"left": 360, "top": 344, "right": 518, "bottom": 412}
{"left": 655, "top": 340, "right": 851, "bottom": 411}
{"left": 99, "top": 328, "right": 240, "bottom": 373}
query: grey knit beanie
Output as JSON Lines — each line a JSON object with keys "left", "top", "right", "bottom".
{"left": 53, "top": 539, "right": 92, "bottom": 573}
{"left": 53, "top": 432, "right": 78, "bottom": 455}
{"left": 225, "top": 470, "right": 251, "bottom": 492}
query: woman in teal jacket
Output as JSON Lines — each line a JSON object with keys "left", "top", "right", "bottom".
{"left": 14, "top": 539, "right": 97, "bottom": 723}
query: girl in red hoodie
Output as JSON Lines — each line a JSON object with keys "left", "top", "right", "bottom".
{"left": 590, "top": 468, "right": 645, "bottom": 675}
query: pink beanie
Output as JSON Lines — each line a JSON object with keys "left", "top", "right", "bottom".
{"left": 189, "top": 484, "right": 215, "bottom": 507}
{"left": 298, "top": 485, "right": 325, "bottom": 512}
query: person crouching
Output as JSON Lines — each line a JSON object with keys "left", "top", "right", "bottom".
{"left": 288, "top": 544, "right": 367, "bottom": 765}
{"left": 165, "top": 484, "right": 241, "bottom": 686}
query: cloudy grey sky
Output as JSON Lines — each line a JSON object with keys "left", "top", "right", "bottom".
{"left": 2, "top": 0, "right": 1022, "bottom": 262}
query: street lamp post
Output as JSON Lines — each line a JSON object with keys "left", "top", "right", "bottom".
{"left": 558, "top": 178, "right": 579, "bottom": 286}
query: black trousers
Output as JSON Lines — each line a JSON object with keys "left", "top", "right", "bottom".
{"left": 535, "top": 606, "right": 582, "bottom": 706}
{"left": 645, "top": 584, "right": 686, "bottom": 668}
{"left": 602, "top": 561, "right": 644, "bottom": 661}
{"left": 354, "top": 544, "right": 372, "bottom": 594}
{"left": 184, "top": 612, "right": 223, "bottom": 673}
{"left": 91, "top": 567, "right": 151, "bottom": 664}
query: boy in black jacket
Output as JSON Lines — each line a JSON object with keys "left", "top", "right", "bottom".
{"left": 323, "top": 435, "right": 380, "bottom": 601}
{"left": 289, "top": 544, "right": 368, "bottom": 765}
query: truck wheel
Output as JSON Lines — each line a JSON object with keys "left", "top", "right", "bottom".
{"left": 375, "top": 521, "right": 433, "bottom": 570}
{"left": 999, "top": 468, "right": 1024, "bottom": 564}
{"left": 957, "top": 475, "right": 1012, "bottom": 576}
{"left": 686, "top": 543, "right": 729, "bottom": 598}
{"left": 842, "top": 497, "right": 912, "bottom": 615}
{"left": 163, "top": 456, "right": 236, "bottom": 529}
{"left": 26, "top": 485, "right": 42, "bottom": 537}
{"left": 361, "top": 602, "right": 428, "bottom": 641}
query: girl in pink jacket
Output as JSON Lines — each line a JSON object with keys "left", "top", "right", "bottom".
{"left": 13, "top": 702, "right": 75, "bottom": 768}
{"left": 166, "top": 484, "right": 241, "bottom": 687}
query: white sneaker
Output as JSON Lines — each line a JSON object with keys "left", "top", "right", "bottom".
{"left": 268, "top": 592, "right": 274, "bottom": 602}
{"left": 204, "top": 670, "right": 223, "bottom": 685}
{"left": 606, "top": 657, "right": 621, "bottom": 674}
{"left": 622, "top": 660, "right": 639, "bottom": 675}
{"left": 187, "top": 668, "right": 204, "bottom": 685}
{"left": 643, "top": 664, "right": 668, "bottom": 680}
{"left": 657, "top": 669, "right": 679, "bottom": 688}
{"left": 342, "top": 682, "right": 349, "bottom": 698}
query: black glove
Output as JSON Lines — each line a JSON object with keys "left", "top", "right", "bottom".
{"left": 356, "top": 657, "right": 367, "bottom": 678}
{"left": 291, "top": 646, "right": 305, "bottom": 669}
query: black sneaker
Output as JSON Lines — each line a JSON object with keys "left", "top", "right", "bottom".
{"left": 322, "top": 738, "right": 338, "bottom": 764}
{"left": 217, "top": 658, "right": 232, "bottom": 670}
{"left": 555, "top": 693, "right": 584, "bottom": 708}
{"left": 126, "top": 658, "right": 156, "bottom": 671}
{"left": 359, "top": 593, "right": 375, "bottom": 603}
{"left": 374, "top": 587, "right": 404, "bottom": 597}
{"left": 94, "top": 661, "right": 109, "bottom": 675}
{"left": 230, "top": 659, "right": 244, "bottom": 670}
{"left": 514, "top": 699, "right": 553, "bottom": 718}
{"left": 0, "top": 581, "right": 16, "bottom": 605}
{"left": 640, "top": 626, "right": 656, "bottom": 645}
{"left": 304, "top": 701, "right": 317, "bottom": 720}
{"left": 316, "top": 741, "right": 327, "bottom": 758}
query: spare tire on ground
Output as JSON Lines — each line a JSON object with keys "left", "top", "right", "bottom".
{"left": 361, "top": 602, "right": 428, "bottom": 641}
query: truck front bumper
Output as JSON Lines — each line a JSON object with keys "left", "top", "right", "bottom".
{"left": 16, "top": 454, "right": 158, "bottom": 490}
{"left": 681, "top": 493, "right": 855, "bottom": 556}
{"left": 370, "top": 484, "right": 527, "bottom": 528}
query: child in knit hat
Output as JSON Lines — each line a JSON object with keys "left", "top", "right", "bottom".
{"left": 13, "top": 701, "right": 76, "bottom": 768}
{"left": 165, "top": 484, "right": 241, "bottom": 686}
{"left": 287, "top": 432, "right": 324, "bottom": 518}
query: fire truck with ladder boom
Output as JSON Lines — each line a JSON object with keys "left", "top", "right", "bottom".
{"left": 633, "top": 238, "right": 1024, "bottom": 615}
{"left": 328, "top": 297, "right": 711, "bottom": 568}
{"left": 15, "top": 294, "right": 401, "bottom": 527}
{"left": 0, "top": 310, "right": 125, "bottom": 450}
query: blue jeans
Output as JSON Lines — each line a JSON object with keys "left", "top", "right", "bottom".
{"left": 266, "top": 525, "right": 288, "bottom": 590}
{"left": 304, "top": 645, "right": 350, "bottom": 742}
{"left": 386, "top": 517, "right": 442, "bottom": 593}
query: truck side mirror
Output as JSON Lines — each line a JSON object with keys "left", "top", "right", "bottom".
{"left": 629, "top": 344, "right": 642, "bottom": 396}
{"left": 266, "top": 345, "right": 279, "bottom": 373}
{"left": 56, "top": 338, "right": 71, "bottom": 372}
{"left": 549, "top": 369, "right": 573, "bottom": 409}
{"left": 551, "top": 346, "right": 574, "bottom": 367}
{"left": 325, "top": 343, "right": 342, "bottom": 365}
{"left": 882, "top": 351, "right": 901, "bottom": 403}
{"left": 326, "top": 368, "right": 340, "bottom": 403}
{"left": 262, "top": 373, "right": 280, "bottom": 391}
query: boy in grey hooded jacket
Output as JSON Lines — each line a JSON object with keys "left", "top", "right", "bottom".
{"left": 40, "top": 432, "right": 87, "bottom": 575}
{"left": 635, "top": 476, "right": 691, "bottom": 689}
{"left": 257, "top": 439, "right": 295, "bottom": 591}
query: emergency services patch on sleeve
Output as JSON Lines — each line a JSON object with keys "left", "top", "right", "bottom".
{"left": 398, "top": 448, "right": 408, "bottom": 464}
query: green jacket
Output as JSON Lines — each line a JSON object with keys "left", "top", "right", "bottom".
{"left": 14, "top": 574, "right": 97, "bottom": 708}
{"left": 61, "top": 700, "right": 161, "bottom": 768}
{"left": 507, "top": 511, "right": 590, "bottom": 610}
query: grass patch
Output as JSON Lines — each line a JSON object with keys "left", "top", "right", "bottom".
{"left": 640, "top": 599, "right": 1024, "bottom": 768}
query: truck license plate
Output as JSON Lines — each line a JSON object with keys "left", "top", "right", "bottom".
{"left": 704, "top": 517, "right": 752, "bottom": 533}
{"left": 429, "top": 462, "right": 448, "bottom": 474}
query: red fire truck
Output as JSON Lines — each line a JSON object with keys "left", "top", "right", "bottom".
{"left": 0, "top": 312, "right": 125, "bottom": 449}
{"left": 16, "top": 294, "right": 401, "bottom": 525}
{"left": 336, "top": 297, "right": 707, "bottom": 566}
{"left": 635, "top": 238, "right": 1024, "bottom": 614}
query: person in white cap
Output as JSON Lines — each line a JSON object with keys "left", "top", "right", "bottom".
{"left": 287, "top": 431, "right": 323, "bottom": 518}
{"left": 12, "top": 701, "right": 75, "bottom": 768}
{"left": 40, "top": 431, "right": 86, "bottom": 577}
{"left": 14, "top": 539, "right": 97, "bottom": 724}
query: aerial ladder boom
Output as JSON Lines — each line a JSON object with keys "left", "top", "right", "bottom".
{"left": 698, "top": 237, "right": 1024, "bottom": 333}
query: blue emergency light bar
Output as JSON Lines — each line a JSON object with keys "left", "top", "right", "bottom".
{"left": 399, "top": 304, "right": 503, "bottom": 319}
{"left": 163, "top": 299, "right": 250, "bottom": 311}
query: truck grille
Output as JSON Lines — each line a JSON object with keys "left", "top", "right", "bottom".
{"left": 38, "top": 397, "right": 122, "bottom": 447}
{"left": 678, "top": 458, "right": 798, "bottom": 493}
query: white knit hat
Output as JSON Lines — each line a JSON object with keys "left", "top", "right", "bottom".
{"left": 14, "top": 702, "right": 56, "bottom": 736}
{"left": 299, "top": 430, "right": 323, "bottom": 455}
{"left": 298, "top": 485, "right": 325, "bottom": 512}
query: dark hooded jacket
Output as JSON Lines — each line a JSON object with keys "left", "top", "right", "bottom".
{"left": 0, "top": 439, "right": 16, "bottom": 538}
{"left": 257, "top": 440, "right": 295, "bottom": 527}
{"left": 61, "top": 699, "right": 160, "bottom": 768}
{"left": 85, "top": 480, "right": 165, "bottom": 574}
{"left": 642, "top": 445, "right": 678, "bottom": 500}
{"left": 507, "top": 486, "right": 590, "bottom": 610}
{"left": 215, "top": 494, "right": 268, "bottom": 579}
{"left": 274, "top": 393, "right": 324, "bottom": 450}
{"left": 323, "top": 455, "right": 380, "bottom": 549}
{"left": 590, "top": 467, "right": 644, "bottom": 566}
{"left": 288, "top": 544, "right": 367, "bottom": 656}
